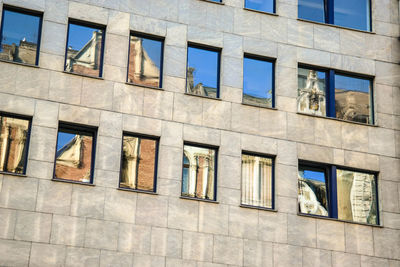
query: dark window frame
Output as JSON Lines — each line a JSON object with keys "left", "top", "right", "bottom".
{"left": 0, "top": 111, "right": 32, "bottom": 176}
{"left": 0, "top": 5, "right": 43, "bottom": 66}
{"left": 298, "top": 160, "right": 380, "bottom": 226}
{"left": 181, "top": 141, "right": 219, "bottom": 202}
{"left": 244, "top": 0, "right": 276, "bottom": 14}
{"left": 53, "top": 122, "right": 97, "bottom": 185}
{"left": 243, "top": 53, "right": 276, "bottom": 108}
{"left": 186, "top": 42, "right": 222, "bottom": 99}
{"left": 64, "top": 18, "right": 106, "bottom": 78}
{"left": 126, "top": 31, "right": 165, "bottom": 89}
{"left": 298, "top": 64, "right": 374, "bottom": 125}
{"left": 240, "top": 151, "right": 276, "bottom": 210}
{"left": 118, "top": 132, "right": 160, "bottom": 194}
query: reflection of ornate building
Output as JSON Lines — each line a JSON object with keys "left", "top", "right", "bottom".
{"left": 128, "top": 37, "right": 160, "bottom": 87}
{"left": 55, "top": 135, "right": 93, "bottom": 182}
{"left": 186, "top": 67, "right": 217, "bottom": 97}
{"left": 298, "top": 176, "right": 329, "bottom": 216}
{"left": 0, "top": 40, "right": 37, "bottom": 64}
{"left": 335, "top": 89, "right": 370, "bottom": 124}
{"left": 0, "top": 117, "right": 29, "bottom": 174}
{"left": 298, "top": 70, "right": 326, "bottom": 116}
{"left": 65, "top": 31, "right": 103, "bottom": 76}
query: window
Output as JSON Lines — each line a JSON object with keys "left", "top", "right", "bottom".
{"left": 0, "top": 114, "right": 31, "bottom": 175}
{"left": 0, "top": 6, "right": 42, "bottom": 65}
{"left": 241, "top": 153, "right": 274, "bottom": 209}
{"left": 243, "top": 55, "right": 275, "bottom": 108}
{"left": 245, "top": 0, "right": 275, "bottom": 13}
{"left": 120, "top": 134, "right": 159, "bottom": 192}
{"left": 298, "top": 162, "right": 379, "bottom": 225}
{"left": 297, "top": 66, "right": 373, "bottom": 124}
{"left": 65, "top": 20, "right": 105, "bottom": 77}
{"left": 182, "top": 144, "right": 217, "bottom": 201}
{"left": 54, "top": 123, "right": 96, "bottom": 184}
{"left": 186, "top": 44, "right": 220, "bottom": 98}
{"left": 128, "top": 33, "right": 163, "bottom": 88}
{"left": 298, "top": 0, "right": 371, "bottom": 31}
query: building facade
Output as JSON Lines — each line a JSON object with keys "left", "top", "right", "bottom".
{"left": 0, "top": 0, "right": 399, "bottom": 266}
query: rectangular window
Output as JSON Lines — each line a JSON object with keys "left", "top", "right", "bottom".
{"left": 243, "top": 55, "right": 275, "bottom": 108}
{"left": 241, "top": 153, "right": 274, "bottom": 209}
{"left": 127, "top": 33, "right": 163, "bottom": 88}
{"left": 182, "top": 144, "right": 217, "bottom": 201}
{"left": 65, "top": 20, "right": 105, "bottom": 77}
{"left": 245, "top": 0, "right": 275, "bottom": 13}
{"left": 0, "top": 114, "right": 31, "bottom": 175}
{"left": 187, "top": 44, "right": 220, "bottom": 98}
{"left": 298, "top": 0, "right": 371, "bottom": 31}
{"left": 120, "top": 134, "right": 158, "bottom": 192}
{"left": 298, "top": 162, "right": 379, "bottom": 225}
{"left": 54, "top": 123, "right": 96, "bottom": 184}
{"left": 297, "top": 66, "right": 374, "bottom": 124}
{"left": 0, "top": 6, "right": 42, "bottom": 65}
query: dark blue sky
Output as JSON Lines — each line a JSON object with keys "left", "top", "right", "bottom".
{"left": 187, "top": 47, "right": 218, "bottom": 89}
{"left": 1, "top": 10, "right": 40, "bottom": 45}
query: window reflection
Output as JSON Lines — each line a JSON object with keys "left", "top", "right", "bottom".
{"left": 242, "top": 154, "right": 273, "bottom": 208}
{"left": 337, "top": 169, "right": 377, "bottom": 224}
{"left": 298, "top": 0, "right": 325, "bottom": 23}
{"left": 182, "top": 144, "right": 216, "bottom": 200}
{"left": 120, "top": 135, "right": 157, "bottom": 192}
{"left": 55, "top": 128, "right": 94, "bottom": 183}
{"left": 334, "top": 0, "right": 370, "bottom": 31}
{"left": 298, "top": 166, "right": 329, "bottom": 216}
{"left": 335, "top": 74, "right": 372, "bottom": 124}
{"left": 65, "top": 22, "right": 104, "bottom": 77}
{"left": 298, "top": 67, "right": 327, "bottom": 116}
{"left": 0, "top": 8, "right": 41, "bottom": 65}
{"left": 245, "top": 0, "right": 274, "bottom": 13}
{"left": 128, "top": 35, "right": 163, "bottom": 88}
{"left": 243, "top": 57, "right": 274, "bottom": 108}
{"left": 0, "top": 115, "right": 30, "bottom": 174}
{"left": 187, "top": 46, "right": 220, "bottom": 98}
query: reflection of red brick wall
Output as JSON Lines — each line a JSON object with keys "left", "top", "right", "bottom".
{"left": 55, "top": 136, "right": 93, "bottom": 182}
{"left": 137, "top": 139, "right": 156, "bottom": 190}
{"left": 127, "top": 41, "right": 159, "bottom": 87}
{"left": 0, "top": 125, "right": 26, "bottom": 173}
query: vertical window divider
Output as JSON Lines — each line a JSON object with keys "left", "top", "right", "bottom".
{"left": 329, "top": 166, "right": 338, "bottom": 219}
{"left": 327, "top": 69, "right": 336, "bottom": 118}
{"left": 327, "top": 0, "right": 335, "bottom": 24}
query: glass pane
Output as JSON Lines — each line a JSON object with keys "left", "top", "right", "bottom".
{"left": 182, "top": 145, "right": 216, "bottom": 200}
{"left": 0, "top": 116, "right": 30, "bottom": 174}
{"left": 243, "top": 57, "right": 274, "bottom": 108}
{"left": 128, "top": 35, "right": 162, "bottom": 87}
{"left": 0, "top": 9, "right": 41, "bottom": 65}
{"left": 335, "top": 74, "right": 372, "bottom": 124}
{"left": 120, "top": 136, "right": 157, "bottom": 191}
{"left": 298, "top": 0, "right": 325, "bottom": 23}
{"left": 241, "top": 154, "right": 273, "bottom": 208}
{"left": 187, "top": 46, "right": 219, "bottom": 98}
{"left": 245, "top": 0, "right": 274, "bottom": 13}
{"left": 65, "top": 23, "right": 104, "bottom": 77}
{"left": 55, "top": 129, "right": 94, "bottom": 183}
{"left": 334, "top": 0, "right": 370, "bottom": 31}
{"left": 337, "top": 169, "right": 377, "bottom": 224}
{"left": 298, "top": 166, "right": 329, "bottom": 216}
{"left": 297, "top": 67, "right": 327, "bottom": 116}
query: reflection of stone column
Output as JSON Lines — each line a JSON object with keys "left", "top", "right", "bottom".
{"left": 0, "top": 126, "right": 10, "bottom": 171}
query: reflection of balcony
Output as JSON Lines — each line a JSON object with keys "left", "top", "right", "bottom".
{"left": 0, "top": 40, "right": 37, "bottom": 64}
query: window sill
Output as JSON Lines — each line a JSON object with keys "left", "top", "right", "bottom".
{"left": 0, "top": 59, "right": 39, "bottom": 68}
{"left": 52, "top": 178, "right": 95, "bottom": 186}
{"left": 126, "top": 82, "right": 164, "bottom": 91}
{"left": 180, "top": 196, "right": 219, "bottom": 204}
{"left": 240, "top": 204, "right": 277, "bottom": 212}
{"left": 242, "top": 101, "right": 277, "bottom": 110}
{"left": 118, "top": 187, "right": 158, "bottom": 195}
{"left": 243, "top": 7, "right": 278, "bottom": 16}
{"left": 185, "top": 92, "right": 222, "bottom": 101}
{"left": 0, "top": 171, "right": 27, "bottom": 177}
{"left": 63, "top": 70, "right": 104, "bottom": 80}
{"left": 198, "top": 0, "right": 224, "bottom": 5}
{"left": 296, "top": 112, "right": 378, "bottom": 127}
{"left": 297, "top": 18, "right": 375, "bottom": 34}
{"left": 298, "top": 212, "right": 383, "bottom": 227}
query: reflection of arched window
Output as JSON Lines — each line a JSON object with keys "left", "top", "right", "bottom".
{"left": 182, "top": 153, "right": 190, "bottom": 195}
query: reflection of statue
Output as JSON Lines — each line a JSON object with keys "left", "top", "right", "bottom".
{"left": 298, "top": 175, "right": 328, "bottom": 216}
{"left": 298, "top": 70, "right": 326, "bottom": 116}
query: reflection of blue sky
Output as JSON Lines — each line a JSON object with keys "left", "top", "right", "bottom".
{"left": 141, "top": 38, "right": 162, "bottom": 69}
{"left": 57, "top": 132, "right": 76, "bottom": 151}
{"left": 335, "top": 74, "right": 370, "bottom": 93}
{"left": 1, "top": 10, "right": 40, "bottom": 45}
{"left": 68, "top": 24, "right": 101, "bottom": 51}
{"left": 303, "top": 169, "right": 326, "bottom": 182}
{"left": 243, "top": 57, "right": 273, "bottom": 99}
{"left": 246, "top": 0, "right": 274, "bottom": 13}
{"left": 298, "top": 0, "right": 325, "bottom": 23}
{"left": 334, "top": 0, "right": 370, "bottom": 31}
{"left": 187, "top": 47, "right": 218, "bottom": 89}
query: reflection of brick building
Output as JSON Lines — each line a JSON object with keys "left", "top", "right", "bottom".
{"left": 0, "top": 40, "right": 37, "bottom": 65}
{"left": 55, "top": 135, "right": 93, "bottom": 182}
